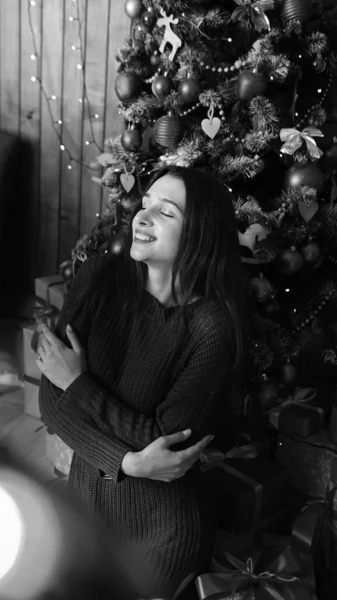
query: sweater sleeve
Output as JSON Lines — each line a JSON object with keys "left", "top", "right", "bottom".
{"left": 39, "top": 255, "right": 132, "bottom": 481}
{"left": 55, "top": 311, "right": 230, "bottom": 452}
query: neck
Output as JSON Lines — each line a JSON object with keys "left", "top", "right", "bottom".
{"left": 145, "top": 265, "right": 177, "bottom": 308}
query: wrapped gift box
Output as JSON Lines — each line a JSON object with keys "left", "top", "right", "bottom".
{"left": 276, "top": 428, "right": 336, "bottom": 498}
{"left": 45, "top": 433, "right": 73, "bottom": 476}
{"left": 34, "top": 275, "right": 65, "bottom": 311}
{"left": 195, "top": 535, "right": 316, "bottom": 600}
{"left": 269, "top": 387, "right": 332, "bottom": 439}
{"left": 23, "top": 324, "right": 41, "bottom": 381}
{"left": 24, "top": 377, "right": 40, "bottom": 420}
{"left": 201, "top": 457, "right": 288, "bottom": 533}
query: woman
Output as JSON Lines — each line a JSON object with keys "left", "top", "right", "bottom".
{"left": 37, "top": 166, "right": 244, "bottom": 597}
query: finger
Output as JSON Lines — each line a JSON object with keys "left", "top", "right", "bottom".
{"left": 41, "top": 325, "right": 59, "bottom": 346}
{"left": 66, "top": 325, "right": 83, "bottom": 354}
{"left": 179, "top": 435, "right": 214, "bottom": 460}
{"left": 40, "top": 337, "right": 52, "bottom": 353}
{"left": 162, "top": 429, "right": 192, "bottom": 447}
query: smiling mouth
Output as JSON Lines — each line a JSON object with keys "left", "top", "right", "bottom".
{"left": 133, "top": 234, "right": 156, "bottom": 243}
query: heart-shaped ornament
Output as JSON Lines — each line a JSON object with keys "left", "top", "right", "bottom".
{"left": 201, "top": 117, "right": 221, "bottom": 139}
{"left": 298, "top": 199, "right": 318, "bottom": 222}
{"left": 120, "top": 173, "right": 135, "bottom": 193}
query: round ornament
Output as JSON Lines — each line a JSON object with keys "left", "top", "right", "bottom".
{"left": 237, "top": 71, "right": 268, "bottom": 103}
{"left": 317, "top": 143, "right": 337, "bottom": 175}
{"left": 261, "top": 297, "right": 280, "bottom": 318}
{"left": 283, "top": 163, "right": 324, "bottom": 193}
{"left": 107, "top": 232, "right": 126, "bottom": 256}
{"left": 178, "top": 77, "right": 201, "bottom": 104}
{"left": 313, "top": 57, "right": 326, "bottom": 73}
{"left": 256, "top": 378, "right": 280, "bottom": 410}
{"left": 280, "top": 361, "right": 298, "bottom": 386}
{"left": 150, "top": 51, "right": 161, "bottom": 67}
{"left": 142, "top": 11, "right": 156, "bottom": 28}
{"left": 124, "top": 0, "right": 143, "bottom": 19}
{"left": 152, "top": 75, "right": 172, "bottom": 98}
{"left": 279, "top": 247, "right": 303, "bottom": 275}
{"left": 59, "top": 260, "right": 73, "bottom": 281}
{"left": 115, "top": 71, "right": 142, "bottom": 102}
{"left": 121, "top": 128, "right": 143, "bottom": 152}
{"left": 153, "top": 113, "right": 183, "bottom": 149}
{"left": 251, "top": 274, "right": 272, "bottom": 302}
{"left": 281, "top": 0, "right": 313, "bottom": 24}
{"left": 300, "top": 239, "right": 320, "bottom": 265}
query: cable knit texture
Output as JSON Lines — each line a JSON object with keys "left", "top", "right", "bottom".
{"left": 39, "top": 254, "right": 232, "bottom": 593}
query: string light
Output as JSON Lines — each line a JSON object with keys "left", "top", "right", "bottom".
{"left": 27, "top": 0, "right": 103, "bottom": 170}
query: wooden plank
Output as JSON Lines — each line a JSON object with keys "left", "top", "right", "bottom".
{"left": 20, "top": 0, "right": 42, "bottom": 288}
{"left": 58, "top": 0, "right": 87, "bottom": 264}
{"left": 78, "top": 0, "right": 110, "bottom": 238}
{"left": 39, "top": 0, "right": 64, "bottom": 276}
{"left": 0, "top": 0, "right": 20, "bottom": 134}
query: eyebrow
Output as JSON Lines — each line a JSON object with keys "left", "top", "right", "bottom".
{"left": 143, "top": 192, "right": 184, "bottom": 214}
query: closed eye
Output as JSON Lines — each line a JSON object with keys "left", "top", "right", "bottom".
{"left": 141, "top": 205, "right": 173, "bottom": 218}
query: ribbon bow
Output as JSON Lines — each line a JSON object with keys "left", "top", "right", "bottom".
{"left": 199, "top": 444, "right": 258, "bottom": 472}
{"left": 280, "top": 127, "right": 324, "bottom": 159}
{"left": 229, "top": 0, "right": 275, "bottom": 32}
{"left": 275, "top": 387, "right": 317, "bottom": 411}
{"left": 196, "top": 545, "right": 313, "bottom": 600}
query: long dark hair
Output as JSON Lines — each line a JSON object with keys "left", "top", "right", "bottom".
{"left": 115, "top": 165, "right": 245, "bottom": 368}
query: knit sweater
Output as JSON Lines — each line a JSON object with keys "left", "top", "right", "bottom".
{"left": 39, "top": 254, "right": 232, "bottom": 593}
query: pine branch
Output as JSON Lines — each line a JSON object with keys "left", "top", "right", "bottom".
{"left": 219, "top": 155, "right": 265, "bottom": 181}
{"left": 249, "top": 97, "right": 279, "bottom": 133}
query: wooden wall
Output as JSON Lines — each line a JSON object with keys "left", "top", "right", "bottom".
{"left": 0, "top": 0, "right": 129, "bottom": 291}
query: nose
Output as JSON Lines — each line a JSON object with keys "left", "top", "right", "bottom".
{"left": 135, "top": 207, "right": 153, "bottom": 226}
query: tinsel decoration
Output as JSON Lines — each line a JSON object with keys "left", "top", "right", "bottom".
{"left": 153, "top": 112, "right": 183, "bottom": 148}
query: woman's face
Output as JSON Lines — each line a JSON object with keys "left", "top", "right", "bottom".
{"left": 130, "top": 174, "right": 186, "bottom": 268}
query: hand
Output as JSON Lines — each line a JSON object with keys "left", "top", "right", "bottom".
{"left": 121, "top": 429, "right": 214, "bottom": 482}
{"left": 36, "top": 324, "right": 87, "bottom": 391}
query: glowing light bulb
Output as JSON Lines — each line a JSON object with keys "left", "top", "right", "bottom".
{"left": 285, "top": 288, "right": 290, "bottom": 292}
{"left": 96, "top": 213, "right": 100, "bottom": 218}
{"left": 228, "top": 38, "right": 232, "bottom": 42}
{"left": 85, "top": 141, "right": 90, "bottom": 145}
{"left": 71, "top": 45, "right": 76, "bottom": 50}
{"left": 0, "top": 486, "right": 23, "bottom": 581}
{"left": 69, "top": 16, "right": 74, "bottom": 21}
{"left": 60, "top": 144, "right": 65, "bottom": 151}
{"left": 31, "top": 76, "right": 37, "bottom": 82}
{"left": 94, "top": 114, "right": 99, "bottom": 119}
{"left": 68, "top": 164, "right": 72, "bottom": 170}
{"left": 30, "top": 0, "right": 36, "bottom": 5}
{"left": 51, "top": 95, "right": 56, "bottom": 100}
{"left": 298, "top": 54, "right": 302, "bottom": 59}
{"left": 30, "top": 54, "right": 36, "bottom": 60}
{"left": 77, "top": 64, "right": 83, "bottom": 70}
{"left": 293, "top": 308, "right": 297, "bottom": 313}
{"left": 57, "top": 120, "right": 62, "bottom": 125}
{"left": 78, "top": 98, "right": 83, "bottom": 103}
{"left": 317, "top": 89, "right": 322, "bottom": 93}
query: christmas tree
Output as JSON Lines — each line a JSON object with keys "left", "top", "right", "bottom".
{"left": 64, "top": 0, "right": 337, "bottom": 407}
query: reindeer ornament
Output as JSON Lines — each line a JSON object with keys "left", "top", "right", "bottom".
{"left": 157, "top": 8, "right": 182, "bottom": 62}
